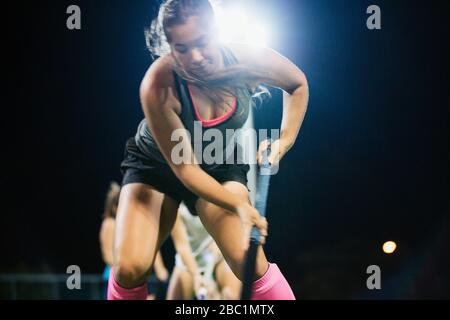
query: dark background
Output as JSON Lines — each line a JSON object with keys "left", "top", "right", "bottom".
{"left": 2, "top": 0, "right": 449, "bottom": 299}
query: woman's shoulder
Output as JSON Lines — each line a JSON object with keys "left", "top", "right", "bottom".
{"left": 141, "top": 54, "right": 176, "bottom": 90}
{"left": 140, "top": 54, "right": 181, "bottom": 111}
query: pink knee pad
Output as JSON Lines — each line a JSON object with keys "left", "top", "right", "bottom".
{"left": 107, "top": 268, "right": 148, "bottom": 300}
{"left": 251, "top": 263, "right": 296, "bottom": 300}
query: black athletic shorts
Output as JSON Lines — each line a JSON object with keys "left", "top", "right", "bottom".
{"left": 120, "top": 137, "right": 250, "bottom": 215}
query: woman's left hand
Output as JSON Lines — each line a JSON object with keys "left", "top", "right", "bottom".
{"left": 257, "top": 139, "right": 290, "bottom": 166}
{"left": 155, "top": 267, "right": 169, "bottom": 282}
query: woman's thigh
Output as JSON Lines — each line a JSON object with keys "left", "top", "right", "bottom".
{"left": 113, "top": 182, "right": 179, "bottom": 287}
{"left": 195, "top": 181, "right": 268, "bottom": 281}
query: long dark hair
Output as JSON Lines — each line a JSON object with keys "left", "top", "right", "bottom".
{"left": 144, "top": 0, "right": 270, "bottom": 111}
{"left": 103, "top": 181, "right": 120, "bottom": 219}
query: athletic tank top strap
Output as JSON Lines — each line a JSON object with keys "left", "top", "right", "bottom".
{"left": 173, "top": 45, "right": 240, "bottom": 125}
{"left": 173, "top": 45, "right": 250, "bottom": 127}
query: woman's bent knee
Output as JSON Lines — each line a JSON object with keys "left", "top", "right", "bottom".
{"left": 113, "top": 257, "right": 152, "bottom": 288}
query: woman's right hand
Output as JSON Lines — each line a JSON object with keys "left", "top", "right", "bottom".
{"left": 236, "top": 202, "right": 268, "bottom": 250}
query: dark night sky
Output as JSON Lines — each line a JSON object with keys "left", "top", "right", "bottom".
{"left": 2, "top": 0, "right": 449, "bottom": 299}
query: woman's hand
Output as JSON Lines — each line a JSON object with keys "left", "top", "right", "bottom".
{"left": 155, "top": 267, "right": 169, "bottom": 282}
{"left": 236, "top": 202, "right": 268, "bottom": 250}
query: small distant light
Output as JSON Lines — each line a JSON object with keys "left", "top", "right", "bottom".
{"left": 382, "top": 241, "right": 397, "bottom": 254}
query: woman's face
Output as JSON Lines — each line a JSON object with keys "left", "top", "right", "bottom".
{"left": 167, "top": 15, "right": 222, "bottom": 77}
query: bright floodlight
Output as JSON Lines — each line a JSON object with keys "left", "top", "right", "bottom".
{"left": 214, "top": 5, "right": 268, "bottom": 46}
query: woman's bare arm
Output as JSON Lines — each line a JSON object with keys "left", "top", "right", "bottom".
{"left": 99, "top": 217, "right": 115, "bottom": 266}
{"left": 170, "top": 212, "right": 199, "bottom": 276}
{"left": 153, "top": 251, "right": 169, "bottom": 281}
{"left": 229, "top": 44, "right": 309, "bottom": 156}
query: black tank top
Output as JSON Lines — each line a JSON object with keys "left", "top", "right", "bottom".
{"left": 135, "top": 46, "right": 252, "bottom": 170}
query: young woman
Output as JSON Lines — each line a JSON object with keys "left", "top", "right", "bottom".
{"left": 108, "top": 0, "right": 308, "bottom": 300}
